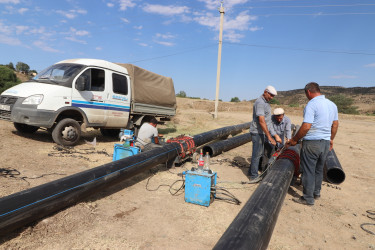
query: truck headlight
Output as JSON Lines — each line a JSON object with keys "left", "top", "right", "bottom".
{"left": 22, "top": 94, "right": 44, "bottom": 105}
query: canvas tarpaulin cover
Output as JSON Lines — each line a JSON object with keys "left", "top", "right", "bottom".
{"left": 117, "top": 63, "right": 176, "bottom": 109}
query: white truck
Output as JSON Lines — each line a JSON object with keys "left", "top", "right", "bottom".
{"left": 0, "top": 59, "right": 176, "bottom": 146}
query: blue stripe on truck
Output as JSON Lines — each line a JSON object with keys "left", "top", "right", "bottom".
{"left": 72, "top": 100, "right": 130, "bottom": 112}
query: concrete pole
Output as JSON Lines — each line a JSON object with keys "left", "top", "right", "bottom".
{"left": 214, "top": 2, "right": 225, "bottom": 119}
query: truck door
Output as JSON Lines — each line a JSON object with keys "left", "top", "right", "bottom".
{"left": 72, "top": 68, "right": 108, "bottom": 125}
{"left": 105, "top": 72, "right": 130, "bottom": 127}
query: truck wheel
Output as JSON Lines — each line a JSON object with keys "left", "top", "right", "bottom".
{"left": 14, "top": 123, "right": 39, "bottom": 133}
{"left": 100, "top": 128, "right": 120, "bottom": 138}
{"left": 52, "top": 118, "right": 81, "bottom": 146}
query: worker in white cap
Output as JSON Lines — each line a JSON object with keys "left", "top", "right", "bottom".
{"left": 272, "top": 108, "right": 292, "bottom": 145}
{"left": 248, "top": 85, "right": 282, "bottom": 180}
{"left": 259, "top": 107, "right": 292, "bottom": 172}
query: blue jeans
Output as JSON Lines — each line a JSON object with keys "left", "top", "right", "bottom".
{"left": 248, "top": 133, "right": 265, "bottom": 178}
{"left": 300, "top": 140, "right": 330, "bottom": 204}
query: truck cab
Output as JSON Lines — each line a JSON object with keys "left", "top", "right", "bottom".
{"left": 0, "top": 59, "right": 176, "bottom": 146}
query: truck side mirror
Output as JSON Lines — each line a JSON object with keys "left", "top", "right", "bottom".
{"left": 76, "top": 76, "right": 86, "bottom": 91}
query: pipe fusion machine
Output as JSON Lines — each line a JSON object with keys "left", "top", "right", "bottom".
{"left": 183, "top": 169, "right": 217, "bottom": 207}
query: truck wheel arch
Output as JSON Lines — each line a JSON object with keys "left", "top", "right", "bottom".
{"left": 53, "top": 107, "right": 88, "bottom": 127}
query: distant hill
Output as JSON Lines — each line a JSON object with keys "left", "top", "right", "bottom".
{"left": 271, "top": 86, "right": 375, "bottom": 115}
{"left": 15, "top": 71, "right": 31, "bottom": 82}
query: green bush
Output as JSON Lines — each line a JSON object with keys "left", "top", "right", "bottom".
{"left": 176, "top": 90, "right": 187, "bottom": 98}
{"left": 230, "top": 97, "right": 240, "bottom": 102}
{"left": 0, "top": 66, "right": 20, "bottom": 93}
{"left": 269, "top": 98, "right": 280, "bottom": 105}
{"left": 289, "top": 103, "right": 299, "bottom": 107}
{"left": 328, "top": 94, "right": 359, "bottom": 115}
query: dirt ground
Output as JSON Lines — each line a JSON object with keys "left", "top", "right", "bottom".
{"left": 0, "top": 98, "right": 374, "bottom": 249}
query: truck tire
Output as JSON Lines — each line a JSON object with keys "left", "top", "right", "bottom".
{"left": 14, "top": 123, "right": 39, "bottom": 133}
{"left": 100, "top": 128, "right": 120, "bottom": 138}
{"left": 52, "top": 118, "right": 81, "bottom": 146}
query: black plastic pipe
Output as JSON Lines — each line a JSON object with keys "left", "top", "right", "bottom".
{"left": 0, "top": 122, "right": 250, "bottom": 236}
{"left": 214, "top": 145, "right": 301, "bottom": 250}
{"left": 324, "top": 148, "right": 345, "bottom": 184}
{"left": 202, "top": 133, "right": 251, "bottom": 157}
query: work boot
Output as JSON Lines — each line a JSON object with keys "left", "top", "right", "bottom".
{"left": 292, "top": 196, "right": 314, "bottom": 206}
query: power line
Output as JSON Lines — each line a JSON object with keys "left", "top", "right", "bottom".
{"left": 127, "top": 44, "right": 217, "bottom": 63}
{"left": 225, "top": 42, "right": 375, "bottom": 56}
{"left": 229, "top": 3, "right": 375, "bottom": 9}
{"left": 252, "top": 12, "right": 375, "bottom": 16}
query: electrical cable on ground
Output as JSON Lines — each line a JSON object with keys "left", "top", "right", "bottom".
{"left": 145, "top": 163, "right": 186, "bottom": 196}
{"left": 214, "top": 186, "right": 241, "bottom": 205}
{"left": 0, "top": 167, "right": 66, "bottom": 186}
{"left": 360, "top": 210, "right": 375, "bottom": 235}
{"left": 48, "top": 146, "right": 111, "bottom": 162}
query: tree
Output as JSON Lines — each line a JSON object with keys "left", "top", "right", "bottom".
{"left": 328, "top": 94, "right": 359, "bottom": 114}
{"left": 6, "top": 62, "right": 15, "bottom": 70}
{"left": 16, "top": 62, "right": 30, "bottom": 73}
{"left": 0, "top": 65, "right": 20, "bottom": 93}
{"left": 230, "top": 97, "right": 240, "bottom": 102}
{"left": 176, "top": 90, "right": 187, "bottom": 98}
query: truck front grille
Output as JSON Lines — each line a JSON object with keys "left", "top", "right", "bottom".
{"left": 0, "top": 95, "right": 17, "bottom": 121}
{"left": 0, "top": 96, "right": 18, "bottom": 105}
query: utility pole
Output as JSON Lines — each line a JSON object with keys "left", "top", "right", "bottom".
{"left": 214, "top": 2, "right": 225, "bottom": 119}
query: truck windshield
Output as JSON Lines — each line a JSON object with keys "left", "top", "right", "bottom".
{"left": 33, "top": 63, "right": 84, "bottom": 86}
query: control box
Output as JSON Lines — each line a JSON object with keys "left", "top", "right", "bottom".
{"left": 184, "top": 170, "right": 217, "bottom": 207}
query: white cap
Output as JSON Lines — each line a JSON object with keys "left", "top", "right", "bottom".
{"left": 273, "top": 108, "right": 284, "bottom": 115}
{"left": 265, "top": 85, "right": 277, "bottom": 96}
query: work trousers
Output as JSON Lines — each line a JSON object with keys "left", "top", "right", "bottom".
{"left": 248, "top": 133, "right": 265, "bottom": 178}
{"left": 300, "top": 140, "right": 330, "bottom": 204}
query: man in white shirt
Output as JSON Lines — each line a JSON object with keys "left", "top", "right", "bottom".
{"left": 135, "top": 117, "right": 161, "bottom": 150}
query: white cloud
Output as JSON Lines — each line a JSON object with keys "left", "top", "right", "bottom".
{"left": 194, "top": 12, "right": 217, "bottom": 28}
{"left": 18, "top": 7, "right": 27, "bottom": 14}
{"left": 330, "top": 75, "right": 357, "bottom": 79}
{"left": 364, "top": 63, "right": 375, "bottom": 68}
{"left": 138, "top": 43, "right": 148, "bottom": 47}
{"left": 119, "top": 0, "right": 136, "bottom": 11}
{"left": 70, "top": 27, "right": 90, "bottom": 36}
{"left": 95, "top": 47, "right": 102, "bottom": 50}
{"left": 29, "top": 27, "right": 47, "bottom": 35}
{"left": 56, "top": 9, "right": 87, "bottom": 19}
{"left": 224, "top": 11, "right": 256, "bottom": 31}
{"left": 0, "top": 34, "right": 21, "bottom": 45}
{"left": 0, "top": 21, "right": 12, "bottom": 34}
{"left": 120, "top": 17, "right": 130, "bottom": 23}
{"left": 107, "top": 3, "right": 114, "bottom": 8}
{"left": 224, "top": 30, "right": 244, "bottom": 42}
{"left": 249, "top": 26, "right": 263, "bottom": 32}
{"left": 15, "top": 25, "right": 28, "bottom": 34}
{"left": 0, "top": 0, "right": 20, "bottom": 4}
{"left": 143, "top": 4, "right": 189, "bottom": 16}
{"left": 65, "top": 36, "right": 87, "bottom": 44}
{"left": 155, "top": 41, "right": 174, "bottom": 47}
{"left": 193, "top": 10, "right": 257, "bottom": 42}
{"left": 133, "top": 25, "right": 142, "bottom": 30}
{"left": 155, "top": 33, "right": 175, "bottom": 39}
{"left": 33, "top": 40, "right": 60, "bottom": 53}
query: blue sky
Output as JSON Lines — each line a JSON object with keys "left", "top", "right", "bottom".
{"left": 1, "top": 0, "right": 374, "bottom": 101}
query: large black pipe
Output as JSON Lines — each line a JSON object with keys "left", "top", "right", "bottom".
{"left": 214, "top": 145, "right": 301, "bottom": 250}
{"left": 324, "top": 148, "right": 345, "bottom": 184}
{"left": 202, "top": 133, "right": 251, "bottom": 157}
{"left": 0, "top": 122, "right": 250, "bottom": 236}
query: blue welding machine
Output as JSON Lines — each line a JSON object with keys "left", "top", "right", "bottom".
{"left": 184, "top": 170, "right": 217, "bottom": 207}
